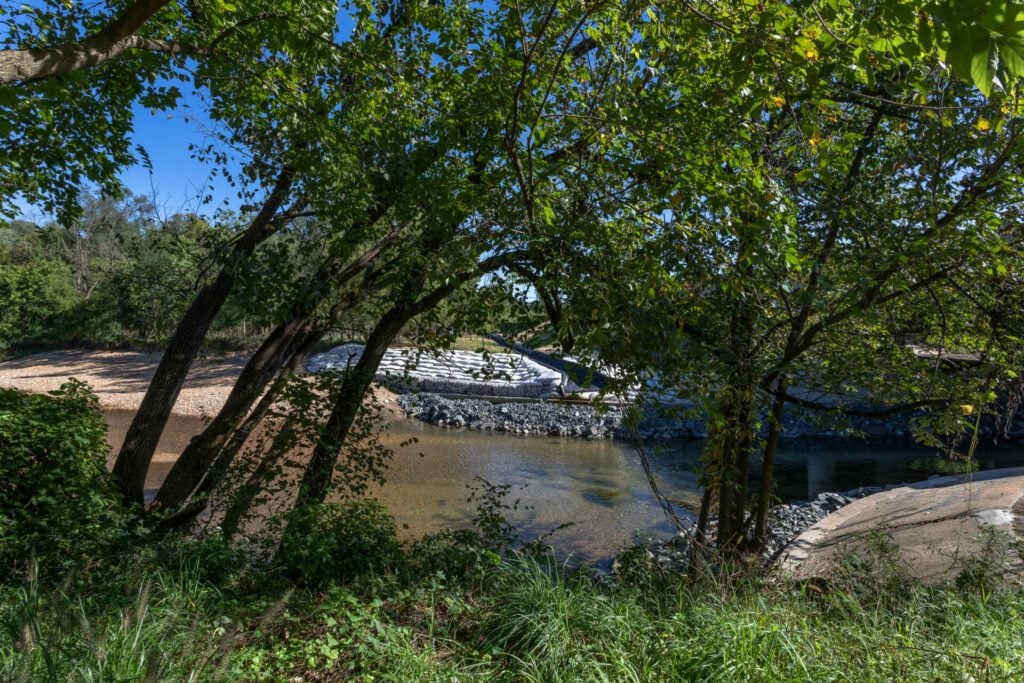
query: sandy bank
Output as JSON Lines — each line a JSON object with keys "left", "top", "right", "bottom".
{"left": 0, "top": 350, "right": 248, "bottom": 417}
{"left": 0, "top": 349, "right": 402, "bottom": 419}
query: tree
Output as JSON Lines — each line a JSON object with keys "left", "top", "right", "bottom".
{"left": 109, "top": 0, "right": 381, "bottom": 503}
{"left": 114, "top": 0, "right": 493, "bottom": 506}
{"left": 554, "top": 0, "right": 1024, "bottom": 551}
{"left": 0, "top": 0, "right": 339, "bottom": 221}
{"left": 0, "top": 250, "right": 75, "bottom": 350}
{"left": 0, "top": 0, "right": 183, "bottom": 85}
{"left": 292, "top": 0, "right": 646, "bottom": 508}
{"left": 147, "top": 0, "right": 643, "bottom": 520}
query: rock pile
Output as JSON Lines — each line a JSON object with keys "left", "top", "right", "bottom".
{"left": 398, "top": 393, "right": 623, "bottom": 438}
{"left": 760, "top": 490, "right": 864, "bottom": 559}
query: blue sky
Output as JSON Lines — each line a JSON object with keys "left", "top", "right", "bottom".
{"left": 14, "top": 2, "right": 363, "bottom": 224}
{"left": 11, "top": 80, "right": 243, "bottom": 224}
{"left": 13, "top": 95, "right": 239, "bottom": 224}
{"left": 121, "top": 99, "right": 242, "bottom": 217}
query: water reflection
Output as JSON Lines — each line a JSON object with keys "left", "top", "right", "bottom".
{"left": 102, "top": 410, "right": 1024, "bottom": 562}
{"left": 368, "top": 422, "right": 701, "bottom": 560}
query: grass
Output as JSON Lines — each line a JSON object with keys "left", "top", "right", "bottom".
{"left": 0, "top": 562, "right": 222, "bottom": 681}
{"left": 2, "top": 547, "right": 1023, "bottom": 682}
{"left": 440, "top": 335, "right": 511, "bottom": 354}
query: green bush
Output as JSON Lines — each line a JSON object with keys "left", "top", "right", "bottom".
{"left": 276, "top": 501, "right": 402, "bottom": 587}
{"left": 0, "top": 257, "right": 77, "bottom": 350}
{"left": 0, "top": 381, "right": 129, "bottom": 581}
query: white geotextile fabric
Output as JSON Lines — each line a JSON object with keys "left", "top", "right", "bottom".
{"left": 307, "top": 345, "right": 564, "bottom": 397}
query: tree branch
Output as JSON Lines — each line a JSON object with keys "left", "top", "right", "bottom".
{"left": 0, "top": 0, "right": 184, "bottom": 85}
{"left": 763, "top": 386, "right": 950, "bottom": 419}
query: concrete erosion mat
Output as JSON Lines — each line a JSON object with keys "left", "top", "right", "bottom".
{"left": 780, "top": 467, "right": 1024, "bottom": 583}
{"left": 308, "top": 344, "right": 565, "bottom": 397}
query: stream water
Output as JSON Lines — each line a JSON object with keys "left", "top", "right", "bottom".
{"left": 103, "top": 410, "right": 1024, "bottom": 562}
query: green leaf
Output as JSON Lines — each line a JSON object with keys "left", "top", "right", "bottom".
{"left": 784, "top": 247, "right": 802, "bottom": 271}
{"left": 946, "top": 25, "right": 974, "bottom": 79}
{"left": 971, "top": 39, "right": 997, "bottom": 96}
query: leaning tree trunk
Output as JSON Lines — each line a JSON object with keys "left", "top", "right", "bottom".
{"left": 208, "top": 332, "right": 325, "bottom": 537}
{"left": 293, "top": 304, "right": 411, "bottom": 508}
{"left": 0, "top": 0, "right": 186, "bottom": 85}
{"left": 112, "top": 168, "right": 294, "bottom": 504}
{"left": 156, "top": 325, "right": 327, "bottom": 533}
{"left": 215, "top": 332, "right": 327, "bottom": 539}
{"left": 288, "top": 247, "right": 506, "bottom": 510}
{"left": 217, "top": 364, "right": 307, "bottom": 540}
{"left": 154, "top": 315, "right": 314, "bottom": 510}
{"left": 155, "top": 234, "right": 397, "bottom": 509}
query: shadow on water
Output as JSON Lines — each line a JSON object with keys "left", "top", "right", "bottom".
{"left": 102, "top": 410, "right": 1024, "bottom": 563}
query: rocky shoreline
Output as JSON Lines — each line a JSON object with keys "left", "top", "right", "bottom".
{"left": 396, "top": 392, "right": 942, "bottom": 443}
{"left": 635, "top": 482, "right": 928, "bottom": 573}
{"left": 398, "top": 392, "right": 627, "bottom": 438}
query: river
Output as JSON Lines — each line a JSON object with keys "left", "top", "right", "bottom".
{"left": 102, "top": 410, "right": 1024, "bottom": 562}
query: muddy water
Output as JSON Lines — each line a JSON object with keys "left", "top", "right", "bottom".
{"left": 103, "top": 411, "right": 701, "bottom": 560}
{"left": 103, "top": 411, "right": 1024, "bottom": 562}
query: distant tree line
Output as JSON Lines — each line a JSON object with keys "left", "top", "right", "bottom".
{"left": 1, "top": 193, "right": 336, "bottom": 353}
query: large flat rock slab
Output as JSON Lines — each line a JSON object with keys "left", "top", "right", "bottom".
{"left": 780, "top": 467, "right": 1024, "bottom": 583}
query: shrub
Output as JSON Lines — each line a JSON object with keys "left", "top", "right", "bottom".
{"left": 0, "top": 257, "right": 77, "bottom": 350}
{"left": 276, "top": 501, "right": 402, "bottom": 587}
{"left": 0, "top": 381, "right": 129, "bottom": 582}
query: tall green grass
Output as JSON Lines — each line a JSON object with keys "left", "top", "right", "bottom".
{"left": 2, "top": 551, "right": 1022, "bottom": 681}
{"left": 464, "top": 554, "right": 1024, "bottom": 682}
{"left": 0, "top": 562, "right": 223, "bottom": 682}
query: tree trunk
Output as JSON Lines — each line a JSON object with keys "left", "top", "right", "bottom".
{"left": 753, "top": 378, "right": 787, "bottom": 548}
{"left": 714, "top": 385, "right": 754, "bottom": 551}
{"left": 218, "top": 342, "right": 319, "bottom": 540}
{"left": 0, "top": 0, "right": 199, "bottom": 85}
{"left": 154, "top": 315, "right": 313, "bottom": 510}
{"left": 154, "top": 233, "right": 396, "bottom": 509}
{"left": 288, "top": 248, "right": 511, "bottom": 509}
{"left": 112, "top": 168, "right": 294, "bottom": 504}
{"left": 732, "top": 405, "right": 754, "bottom": 539}
{"left": 203, "top": 325, "right": 324, "bottom": 498}
{"left": 715, "top": 227, "right": 756, "bottom": 551}
{"left": 294, "top": 305, "right": 410, "bottom": 507}
{"left": 536, "top": 283, "right": 574, "bottom": 354}
{"left": 157, "top": 326, "right": 322, "bottom": 534}
{"left": 695, "top": 485, "right": 713, "bottom": 544}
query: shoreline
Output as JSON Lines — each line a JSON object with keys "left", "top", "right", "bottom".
{"left": 0, "top": 349, "right": 248, "bottom": 418}
{"left": 2, "top": 349, "right": 1017, "bottom": 449}
{"left": 0, "top": 349, "right": 404, "bottom": 420}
